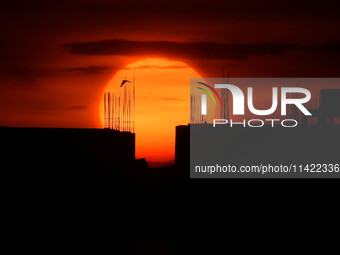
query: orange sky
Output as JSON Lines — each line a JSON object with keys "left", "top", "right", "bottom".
{"left": 1, "top": 0, "right": 340, "bottom": 164}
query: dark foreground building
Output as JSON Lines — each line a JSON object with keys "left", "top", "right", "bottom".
{"left": 0, "top": 127, "right": 135, "bottom": 178}
{"left": 175, "top": 125, "right": 190, "bottom": 169}
{"left": 0, "top": 126, "right": 188, "bottom": 184}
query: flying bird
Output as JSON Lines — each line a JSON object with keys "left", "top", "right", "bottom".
{"left": 120, "top": 79, "right": 131, "bottom": 87}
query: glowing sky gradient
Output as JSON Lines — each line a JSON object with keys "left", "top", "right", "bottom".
{"left": 1, "top": 0, "right": 340, "bottom": 163}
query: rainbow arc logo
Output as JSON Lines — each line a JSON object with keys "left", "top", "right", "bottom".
{"left": 196, "top": 82, "right": 222, "bottom": 105}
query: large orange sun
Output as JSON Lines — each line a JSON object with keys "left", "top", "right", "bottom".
{"left": 100, "top": 58, "right": 201, "bottom": 164}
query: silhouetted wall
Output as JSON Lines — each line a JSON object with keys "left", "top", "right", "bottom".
{"left": 0, "top": 127, "right": 135, "bottom": 176}
{"left": 175, "top": 125, "right": 190, "bottom": 168}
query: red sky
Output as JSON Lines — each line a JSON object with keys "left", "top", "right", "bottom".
{"left": 1, "top": 0, "right": 340, "bottom": 162}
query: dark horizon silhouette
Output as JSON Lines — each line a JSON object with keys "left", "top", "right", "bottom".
{"left": 1, "top": 88, "right": 339, "bottom": 182}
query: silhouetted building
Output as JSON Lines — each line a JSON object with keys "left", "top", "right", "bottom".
{"left": 303, "top": 89, "right": 340, "bottom": 125}
{"left": 0, "top": 127, "right": 135, "bottom": 176}
{"left": 175, "top": 125, "right": 190, "bottom": 168}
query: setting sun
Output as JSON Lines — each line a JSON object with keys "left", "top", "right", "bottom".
{"left": 100, "top": 58, "right": 201, "bottom": 163}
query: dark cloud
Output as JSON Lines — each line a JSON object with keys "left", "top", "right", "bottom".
{"left": 126, "top": 65, "right": 188, "bottom": 70}
{"left": 60, "top": 65, "right": 114, "bottom": 74}
{"left": 160, "top": 98, "right": 182, "bottom": 101}
{"left": 64, "top": 40, "right": 340, "bottom": 60}
{"left": 66, "top": 105, "right": 88, "bottom": 110}
{"left": 28, "top": 105, "right": 89, "bottom": 111}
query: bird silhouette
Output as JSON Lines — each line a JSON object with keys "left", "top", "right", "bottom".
{"left": 120, "top": 80, "right": 131, "bottom": 87}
